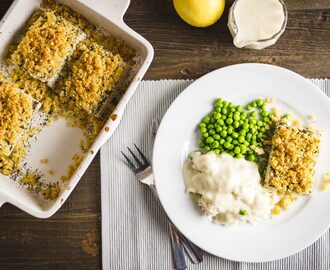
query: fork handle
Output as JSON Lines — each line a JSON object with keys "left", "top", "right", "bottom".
{"left": 169, "top": 222, "right": 187, "bottom": 270}
{"left": 149, "top": 184, "right": 203, "bottom": 265}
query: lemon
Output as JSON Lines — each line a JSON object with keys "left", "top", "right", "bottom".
{"left": 173, "top": 0, "right": 225, "bottom": 27}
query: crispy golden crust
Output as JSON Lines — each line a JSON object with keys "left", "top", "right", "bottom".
{"left": 264, "top": 124, "right": 321, "bottom": 194}
{"left": 58, "top": 41, "right": 126, "bottom": 113}
{"left": 0, "top": 80, "right": 35, "bottom": 155}
{"left": 10, "top": 10, "right": 85, "bottom": 84}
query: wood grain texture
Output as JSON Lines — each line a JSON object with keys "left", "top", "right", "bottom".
{"left": 0, "top": 0, "right": 329, "bottom": 269}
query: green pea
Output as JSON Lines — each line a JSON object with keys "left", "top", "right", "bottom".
{"left": 240, "top": 209, "right": 248, "bottom": 216}
{"left": 257, "top": 133, "right": 263, "bottom": 139}
{"left": 207, "top": 124, "right": 214, "bottom": 129}
{"left": 246, "top": 105, "right": 252, "bottom": 111}
{"left": 240, "top": 145, "right": 247, "bottom": 154}
{"left": 212, "top": 141, "right": 219, "bottom": 148}
{"left": 250, "top": 127, "right": 257, "bottom": 134}
{"left": 251, "top": 102, "right": 257, "bottom": 107}
{"left": 264, "top": 117, "right": 270, "bottom": 123}
{"left": 247, "top": 154, "right": 256, "bottom": 161}
{"left": 243, "top": 123, "right": 249, "bottom": 130}
{"left": 217, "top": 98, "right": 223, "bottom": 104}
{"left": 216, "top": 126, "right": 222, "bottom": 132}
{"left": 249, "top": 119, "right": 257, "bottom": 125}
{"left": 206, "top": 137, "right": 214, "bottom": 144}
{"left": 251, "top": 111, "right": 258, "bottom": 118}
{"left": 214, "top": 113, "right": 221, "bottom": 119}
{"left": 200, "top": 127, "right": 207, "bottom": 133}
{"left": 257, "top": 120, "right": 263, "bottom": 127}
{"left": 205, "top": 146, "right": 211, "bottom": 151}
{"left": 232, "top": 139, "right": 238, "bottom": 145}
{"left": 203, "top": 133, "right": 209, "bottom": 138}
{"left": 219, "top": 139, "right": 225, "bottom": 145}
{"left": 227, "top": 127, "right": 233, "bottom": 134}
{"left": 261, "top": 104, "right": 267, "bottom": 111}
{"left": 209, "top": 129, "right": 215, "bottom": 135}
{"left": 214, "top": 149, "right": 220, "bottom": 154}
{"left": 220, "top": 130, "right": 227, "bottom": 138}
{"left": 238, "top": 136, "right": 245, "bottom": 143}
{"left": 213, "top": 134, "right": 221, "bottom": 140}
{"left": 224, "top": 142, "right": 231, "bottom": 149}
{"left": 233, "top": 114, "right": 240, "bottom": 121}
{"left": 215, "top": 106, "right": 221, "bottom": 113}
{"left": 222, "top": 108, "right": 228, "bottom": 114}
{"left": 257, "top": 99, "right": 264, "bottom": 107}
{"left": 260, "top": 127, "right": 266, "bottom": 133}
{"left": 199, "top": 141, "right": 205, "bottom": 148}
{"left": 217, "top": 119, "right": 224, "bottom": 125}
{"left": 226, "top": 136, "right": 233, "bottom": 143}
{"left": 241, "top": 111, "right": 247, "bottom": 119}
{"left": 234, "top": 146, "right": 241, "bottom": 154}
{"left": 226, "top": 118, "right": 233, "bottom": 125}
{"left": 228, "top": 102, "right": 234, "bottom": 108}
{"left": 261, "top": 110, "right": 268, "bottom": 117}
{"left": 239, "top": 130, "right": 246, "bottom": 136}
{"left": 229, "top": 151, "right": 235, "bottom": 157}
{"left": 239, "top": 119, "right": 244, "bottom": 125}
{"left": 221, "top": 115, "right": 227, "bottom": 120}
{"left": 233, "top": 121, "right": 240, "bottom": 128}
{"left": 229, "top": 144, "right": 235, "bottom": 150}
{"left": 236, "top": 105, "right": 243, "bottom": 112}
{"left": 246, "top": 133, "right": 252, "bottom": 141}
{"left": 232, "top": 132, "right": 239, "bottom": 138}
{"left": 203, "top": 116, "right": 210, "bottom": 123}
{"left": 199, "top": 123, "right": 206, "bottom": 128}
{"left": 252, "top": 134, "right": 257, "bottom": 140}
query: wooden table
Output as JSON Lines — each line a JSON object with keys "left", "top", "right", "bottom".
{"left": 0, "top": 0, "right": 329, "bottom": 269}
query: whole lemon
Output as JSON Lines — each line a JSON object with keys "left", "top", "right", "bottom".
{"left": 173, "top": 0, "right": 225, "bottom": 27}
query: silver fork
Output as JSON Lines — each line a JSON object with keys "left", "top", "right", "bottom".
{"left": 121, "top": 145, "right": 203, "bottom": 269}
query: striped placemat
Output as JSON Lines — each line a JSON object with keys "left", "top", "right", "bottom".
{"left": 101, "top": 79, "right": 330, "bottom": 270}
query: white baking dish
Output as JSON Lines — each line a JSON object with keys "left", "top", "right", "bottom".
{"left": 0, "top": 0, "right": 153, "bottom": 218}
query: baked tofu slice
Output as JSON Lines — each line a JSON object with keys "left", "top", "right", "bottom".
{"left": 0, "top": 80, "right": 41, "bottom": 156}
{"left": 59, "top": 40, "right": 126, "bottom": 114}
{"left": 10, "top": 10, "right": 86, "bottom": 87}
{"left": 264, "top": 124, "right": 321, "bottom": 195}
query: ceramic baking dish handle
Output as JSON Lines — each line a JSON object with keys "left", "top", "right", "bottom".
{"left": 0, "top": 194, "right": 6, "bottom": 207}
{"left": 106, "top": 0, "right": 130, "bottom": 22}
{"left": 79, "top": 0, "right": 130, "bottom": 25}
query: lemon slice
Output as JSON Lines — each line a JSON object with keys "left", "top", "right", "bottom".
{"left": 173, "top": 0, "right": 225, "bottom": 27}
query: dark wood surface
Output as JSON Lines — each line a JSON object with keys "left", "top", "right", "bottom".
{"left": 0, "top": 0, "right": 330, "bottom": 269}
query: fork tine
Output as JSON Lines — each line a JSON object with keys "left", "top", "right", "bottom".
{"left": 121, "top": 151, "right": 137, "bottom": 170}
{"left": 134, "top": 143, "right": 149, "bottom": 165}
{"left": 127, "top": 147, "right": 144, "bottom": 167}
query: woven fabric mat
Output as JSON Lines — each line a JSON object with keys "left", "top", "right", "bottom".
{"left": 101, "top": 79, "right": 330, "bottom": 270}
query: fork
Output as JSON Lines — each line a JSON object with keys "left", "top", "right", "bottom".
{"left": 121, "top": 144, "right": 203, "bottom": 269}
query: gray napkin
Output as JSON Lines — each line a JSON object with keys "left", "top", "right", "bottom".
{"left": 101, "top": 79, "right": 330, "bottom": 270}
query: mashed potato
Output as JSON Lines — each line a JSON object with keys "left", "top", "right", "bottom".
{"left": 183, "top": 152, "right": 275, "bottom": 225}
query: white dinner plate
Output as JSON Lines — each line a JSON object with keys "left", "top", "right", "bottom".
{"left": 153, "top": 63, "right": 330, "bottom": 262}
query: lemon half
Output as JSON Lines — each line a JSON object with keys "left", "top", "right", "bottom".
{"left": 173, "top": 0, "right": 225, "bottom": 27}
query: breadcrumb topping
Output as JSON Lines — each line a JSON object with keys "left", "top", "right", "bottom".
{"left": 58, "top": 41, "right": 126, "bottom": 113}
{"left": 10, "top": 10, "right": 85, "bottom": 84}
{"left": 0, "top": 80, "right": 36, "bottom": 156}
{"left": 264, "top": 124, "right": 321, "bottom": 195}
